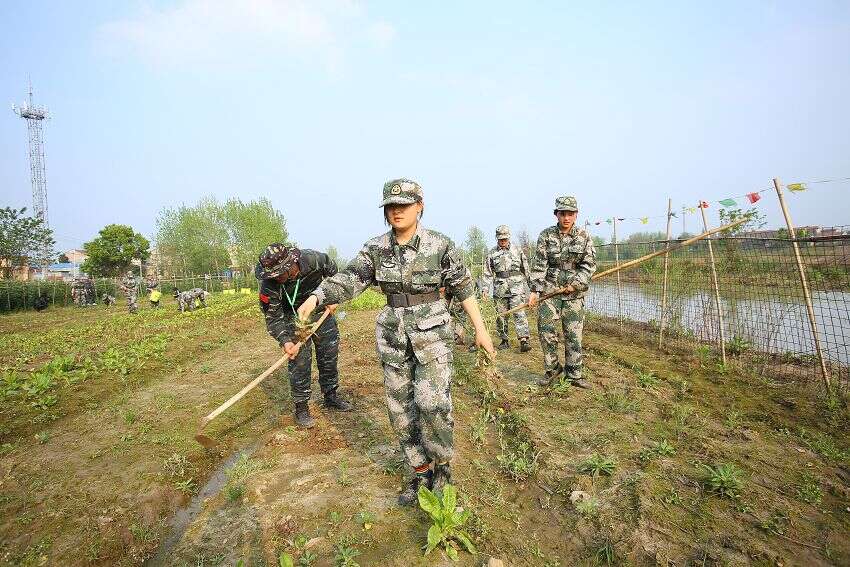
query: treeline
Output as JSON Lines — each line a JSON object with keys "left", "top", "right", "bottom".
{"left": 155, "top": 197, "right": 289, "bottom": 276}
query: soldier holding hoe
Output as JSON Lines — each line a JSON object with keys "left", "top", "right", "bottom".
{"left": 297, "top": 178, "right": 496, "bottom": 506}
{"left": 528, "top": 196, "right": 596, "bottom": 388}
{"left": 256, "top": 245, "right": 352, "bottom": 428}
{"left": 482, "top": 225, "right": 532, "bottom": 352}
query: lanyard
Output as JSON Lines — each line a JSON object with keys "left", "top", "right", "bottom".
{"left": 282, "top": 278, "right": 301, "bottom": 316}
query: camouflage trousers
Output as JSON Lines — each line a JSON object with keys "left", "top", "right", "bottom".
{"left": 537, "top": 297, "right": 585, "bottom": 381}
{"left": 494, "top": 295, "right": 530, "bottom": 341}
{"left": 126, "top": 291, "right": 138, "bottom": 313}
{"left": 382, "top": 342, "right": 454, "bottom": 469}
{"left": 287, "top": 315, "right": 340, "bottom": 403}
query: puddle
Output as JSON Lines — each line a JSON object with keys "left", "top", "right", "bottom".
{"left": 144, "top": 443, "right": 260, "bottom": 566}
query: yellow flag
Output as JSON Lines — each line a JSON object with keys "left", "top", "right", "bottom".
{"left": 686, "top": 207, "right": 696, "bottom": 214}
{"left": 640, "top": 217, "right": 648, "bottom": 224}
{"left": 787, "top": 183, "right": 806, "bottom": 192}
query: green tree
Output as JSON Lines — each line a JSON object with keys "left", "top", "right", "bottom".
{"left": 326, "top": 245, "right": 347, "bottom": 271}
{"left": 626, "top": 231, "right": 667, "bottom": 243}
{"left": 81, "top": 224, "right": 150, "bottom": 277}
{"left": 463, "top": 226, "right": 488, "bottom": 279}
{"left": 156, "top": 198, "right": 231, "bottom": 275}
{"left": 717, "top": 207, "right": 767, "bottom": 271}
{"left": 57, "top": 253, "right": 70, "bottom": 263}
{"left": 0, "top": 207, "right": 55, "bottom": 276}
{"left": 222, "top": 197, "right": 289, "bottom": 273}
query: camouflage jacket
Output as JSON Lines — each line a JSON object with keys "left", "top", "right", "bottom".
{"left": 120, "top": 275, "right": 137, "bottom": 293}
{"left": 257, "top": 249, "right": 337, "bottom": 346}
{"left": 313, "top": 225, "right": 474, "bottom": 366}
{"left": 529, "top": 225, "right": 597, "bottom": 298}
{"left": 482, "top": 243, "right": 531, "bottom": 298}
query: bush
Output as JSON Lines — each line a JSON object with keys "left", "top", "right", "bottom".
{"left": 0, "top": 279, "right": 118, "bottom": 314}
{"left": 348, "top": 288, "right": 386, "bottom": 311}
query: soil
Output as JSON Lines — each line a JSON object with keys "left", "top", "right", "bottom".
{"left": 1, "top": 296, "right": 848, "bottom": 566}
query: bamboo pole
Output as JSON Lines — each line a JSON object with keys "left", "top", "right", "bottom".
{"left": 773, "top": 178, "right": 831, "bottom": 390}
{"left": 699, "top": 202, "right": 726, "bottom": 365}
{"left": 659, "top": 198, "right": 673, "bottom": 347}
{"left": 503, "top": 217, "right": 748, "bottom": 317}
{"left": 613, "top": 217, "right": 623, "bottom": 324}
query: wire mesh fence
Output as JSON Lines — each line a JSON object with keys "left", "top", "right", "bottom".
{"left": 585, "top": 228, "right": 850, "bottom": 391}
{"left": 0, "top": 274, "right": 259, "bottom": 314}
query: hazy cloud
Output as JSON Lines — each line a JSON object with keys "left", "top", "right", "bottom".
{"left": 98, "top": 0, "right": 394, "bottom": 70}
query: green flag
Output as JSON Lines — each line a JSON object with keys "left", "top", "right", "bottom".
{"left": 719, "top": 198, "right": 737, "bottom": 207}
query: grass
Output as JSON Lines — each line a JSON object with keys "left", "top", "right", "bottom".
{"left": 699, "top": 463, "right": 744, "bottom": 498}
{"left": 578, "top": 453, "right": 617, "bottom": 477}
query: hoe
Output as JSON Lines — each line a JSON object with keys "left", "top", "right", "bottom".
{"left": 194, "top": 307, "right": 334, "bottom": 449}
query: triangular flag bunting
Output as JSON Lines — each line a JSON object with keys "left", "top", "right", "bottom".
{"left": 640, "top": 217, "right": 648, "bottom": 224}
{"left": 605, "top": 219, "right": 612, "bottom": 225}
{"left": 686, "top": 207, "right": 696, "bottom": 214}
{"left": 719, "top": 198, "right": 737, "bottom": 207}
{"left": 594, "top": 221, "right": 601, "bottom": 225}
{"left": 746, "top": 192, "right": 761, "bottom": 204}
{"left": 698, "top": 201, "right": 709, "bottom": 209}
{"left": 787, "top": 183, "right": 806, "bottom": 192}
{"left": 669, "top": 212, "right": 678, "bottom": 218}
{"left": 617, "top": 217, "right": 625, "bottom": 221}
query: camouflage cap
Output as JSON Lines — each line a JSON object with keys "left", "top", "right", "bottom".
{"left": 495, "top": 225, "right": 511, "bottom": 239}
{"left": 257, "top": 243, "right": 300, "bottom": 279}
{"left": 379, "top": 178, "right": 423, "bottom": 207}
{"left": 554, "top": 195, "right": 578, "bottom": 212}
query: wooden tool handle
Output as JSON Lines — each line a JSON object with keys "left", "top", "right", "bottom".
{"left": 199, "top": 307, "right": 333, "bottom": 428}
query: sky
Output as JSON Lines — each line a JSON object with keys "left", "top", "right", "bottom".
{"left": 2, "top": 0, "right": 849, "bottom": 258}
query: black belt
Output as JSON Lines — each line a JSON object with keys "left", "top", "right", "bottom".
{"left": 386, "top": 291, "right": 441, "bottom": 308}
{"left": 494, "top": 270, "right": 522, "bottom": 278}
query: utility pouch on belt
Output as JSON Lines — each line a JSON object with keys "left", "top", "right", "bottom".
{"left": 386, "top": 290, "right": 441, "bottom": 308}
{"left": 494, "top": 270, "right": 522, "bottom": 279}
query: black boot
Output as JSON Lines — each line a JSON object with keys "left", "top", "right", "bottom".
{"left": 520, "top": 338, "right": 531, "bottom": 352}
{"left": 535, "top": 363, "right": 564, "bottom": 387}
{"left": 431, "top": 463, "right": 452, "bottom": 495}
{"left": 498, "top": 339, "right": 510, "bottom": 350}
{"left": 323, "top": 389, "right": 352, "bottom": 411}
{"left": 398, "top": 470, "right": 433, "bottom": 506}
{"left": 294, "top": 401, "right": 315, "bottom": 428}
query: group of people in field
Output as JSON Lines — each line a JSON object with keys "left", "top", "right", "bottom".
{"left": 256, "top": 178, "right": 596, "bottom": 506}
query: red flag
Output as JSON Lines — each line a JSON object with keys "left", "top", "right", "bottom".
{"left": 746, "top": 192, "right": 761, "bottom": 204}
{"left": 698, "top": 201, "right": 709, "bottom": 209}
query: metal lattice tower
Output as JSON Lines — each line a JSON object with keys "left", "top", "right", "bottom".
{"left": 12, "top": 80, "right": 50, "bottom": 227}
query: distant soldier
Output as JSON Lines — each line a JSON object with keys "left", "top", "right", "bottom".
{"left": 528, "top": 196, "right": 597, "bottom": 388}
{"left": 120, "top": 270, "right": 139, "bottom": 314}
{"left": 83, "top": 277, "right": 96, "bottom": 306}
{"left": 173, "top": 288, "right": 196, "bottom": 312}
{"left": 256, "top": 244, "right": 351, "bottom": 428}
{"left": 102, "top": 293, "right": 116, "bottom": 306}
{"left": 482, "top": 225, "right": 532, "bottom": 352}
{"left": 71, "top": 278, "right": 85, "bottom": 307}
{"left": 189, "top": 288, "right": 208, "bottom": 309}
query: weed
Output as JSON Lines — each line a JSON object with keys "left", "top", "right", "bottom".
{"left": 333, "top": 543, "right": 361, "bottom": 567}
{"left": 226, "top": 484, "right": 245, "bottom": 502}
{"left": 337, "top": 460, "right": 352, "bottom": 486}
{"left": 671, "top": 404, "right": 695, "bottom": 429}
{"left": 725, "top": 408, "right": 744, "bottom": 430}
{"left": 418, "top": 483, "right": 476, "bottom": 562}
{"left": 34, "top": 431, "right": 49, "bottom": 444}
{"left": 174, "top": 478, "right": 196, "bottom": 495}
{"left": 636, "top": 370, "right": 659, "bottom": 389}
{"left": 726, "top": 335, "right": 752, "bottom": 356}
{"left": 497, "top": 439, "right": 540, "bottom": 481}
{"left": 593, "top": 538, "right": 616, "bottom": 566}
{"left": 355, "top": 510, "right": 375, "bottom": 530}
{"left": 123, "top": 409, "right": 137, "bottom": 425}
{"left": 329, "top": 510, "right": 343, "bottom": 526}
{"left": 797, "top": 428, "right": 849, "bottom": 462}
{"left": 695, "top": 345, "right": 713, "bottom": 368}
{"left": 470, "top": 411, "right": 488, "bottom": 447}
{"left": 674, "top": 378, "right": 690, "bottom": 400}
{"left": 700, "top": 463, "right": 744, "bottom": 498}
{"left": 578, "top": 453, "right": 616, "bottom": 477}
{"left": 662, "top": 487, "right": 682, "bottom": 505}
{"left": 600, "top": 387, "right": 639, "bottom": 414}
{"left": 796, "top": 473, "right": 823, "bottom": 504}
{"left": 759, "top": 509, "right": 790, "bottom": 536}
{"left": 639, "top": 439, "right": 675, "bottom": 461}
{"left": 279, "top": 553, "right": 294, "bottom": 567}
{"left": 163, "top": 453, "right": 192, "bottom": 479}
{"left": 297, "top": 551, "right": 318, "bottom": 567}
{"left": 576, "top": 496, "right": 600, "bottom": 518}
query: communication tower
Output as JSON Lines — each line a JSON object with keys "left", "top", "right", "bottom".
{"left": 12, "top": 80, "right": 50, "bottom": 227}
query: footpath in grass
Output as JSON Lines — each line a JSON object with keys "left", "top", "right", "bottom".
{"left": 1, "top": 295, "right": 849, "bottom": 566}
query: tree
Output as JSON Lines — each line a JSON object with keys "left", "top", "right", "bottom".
{"left": 717, "top": 207, "right": 767, "bottom": 271}
{"left": 326, "top": 245, "right": 347, "bottom": 271}
{"left": 515, "top": 227, "right": 533, "bottom": 261}
{"left": 0, "top": 207, "right": 55, "bottom": 277}
{"left": 57, "top": 253, "right": 70, "bottom": 263}
{"left": 81, "top": 224, "right": 150, "bottom": 277}
{"left": 625, "top": 231, "right": 667, "bottom": 243}
{"left": 463, "top": 226, "right": 488, "bottom": 279}
{"left": 155, "top": 196, "right": 289, "bottom": 276}
{"left": 222, "top": 198, "right": 289, "bottom": 273}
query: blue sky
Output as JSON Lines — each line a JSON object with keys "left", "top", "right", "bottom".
{"left": 2, "top": 1, "right": 849, "bottom": 258}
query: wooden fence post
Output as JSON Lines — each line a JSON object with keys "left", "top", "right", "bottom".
{"left": 659, "top": 198, "right": 673, "bottom": 347}
{"left": 699, "top": 202, "right": 726, "bottom": 365}
{"left": 613, "top": 217, "right": 623, "bottom": 325}
{"left": 773, "top": 178, "right": 831, "bottom": 390}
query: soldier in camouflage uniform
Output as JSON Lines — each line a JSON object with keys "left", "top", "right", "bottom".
{"left": 297, "top": 178, "right": 495, "bottom": 506}
{"left": 257, "top": 244, "right": 351, "bottom": 427}
{"left": 529, "top": 196, "right": 597, "bottom": 388}
{"left": 482, "top": 225, "right": 532, "bottom": 352}
{"left": 120, "top": 271, "right": 139, "bottom": 314}
{"left": 71, "top": 278, "right": 85, "bottom": 307}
